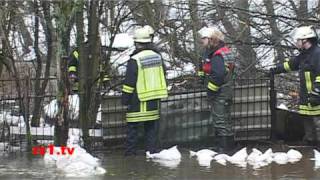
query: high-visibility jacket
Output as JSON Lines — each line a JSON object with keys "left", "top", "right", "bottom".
{"left": 122, "top": 48, "right": 168, "bottom": 122}
{"left": 205, "top": 43, "right": 235, "bottom": 97}
{"left": 273, "top": 44, "right": 320, "bottom": 115}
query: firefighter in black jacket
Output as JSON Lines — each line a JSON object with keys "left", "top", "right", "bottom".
{"left": 68, "top": 49, "right": 79, "bottom": 93}
{"left": 68, "top": 47, "right": 110, "bottom": 92}
{"left": 122, "top": 26, "right": 168, "bottom": 156}
{"left": 198, "top": 26, "right": 236, "bottom": 152}
{"left": 270, "top": 26, "right": 320, "bottom": 146}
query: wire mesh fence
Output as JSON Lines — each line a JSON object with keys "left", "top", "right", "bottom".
{"left": 101, "top": 76, "right": 271, "bottom": 149}
{"left": 0, "top": 75, "right": 271, "bottom": 153}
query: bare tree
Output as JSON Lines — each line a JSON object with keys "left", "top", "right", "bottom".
{"left": 30, "top": 0, "right": 55, "bottom": 127}
{"left": 52, "top": 0, "right": 77, "bottom": 146}
{"left": 188, "top": 0, "right": 202, "bottom": 61}
{"left": 0, "top": 3, "right": 11, "bottom": 76}
{"left": 78, "top": 0, "right": 101, "bottom": 149}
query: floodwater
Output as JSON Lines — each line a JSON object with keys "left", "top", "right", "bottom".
{"left": 0, "top": 147, "right": 320, "bottom": 179}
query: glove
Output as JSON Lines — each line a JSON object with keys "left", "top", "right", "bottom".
{"left": 313, "top": 82, "right": 320, "bottom": 94}
{"left": 270, "top": 67, "right": 276, "bottom": 73}
{"left": 198, "top": 74, "right": 205, "bottom": 85}
{"left": 309, "top": 93, "right": 320, "bottom": 106}
{"left": 309, "top": 83, "right": 320, "bottom": 106}
{"left": 265, "top": 68, "right": 276, "bottom": 77}
{"left": 202, "top": 62, "right": 211, "bottom": 74}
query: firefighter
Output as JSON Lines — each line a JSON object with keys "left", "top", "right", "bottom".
{"left": 68, "top": 47, "right": 110, "bottom": 92}
{"left": 99, "top": 63, "right": 110, "bottom": 89}
{"left": 270, "top": 26, "right": 320, "bottom": 146}
{"left": 198, "top": 26, "right": 236, "bottom": 152}
{"left": 143, "top": 25, "right": 155, "bottom": 42}
{"left": 68, "top": 49, "right": 79, "bottom": 93}
{"left": 98, "top": 48, "right": 110, "bottom": 89}
{"left": 121, "top": 27, "right": 168, "bottom": 156}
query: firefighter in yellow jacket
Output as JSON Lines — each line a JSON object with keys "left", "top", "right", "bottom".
{"left": 122, "top": 26, "right": 168, "bottom": 156}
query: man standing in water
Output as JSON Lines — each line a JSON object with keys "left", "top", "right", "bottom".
{"left": 122, "top": 26, "right": 168, "bottom": 156}
{"left": 198, "top": 26, "right": 236, "bottom": 152}
{"left": 270, "top": 26, "right": 320, "bottom": 146}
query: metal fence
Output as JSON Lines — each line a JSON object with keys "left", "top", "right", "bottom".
{"left": 101, "top": 76, "right": 271, "bottom": 148}
{"left": 0, "top": 75, "right": 271, "bottom": 153}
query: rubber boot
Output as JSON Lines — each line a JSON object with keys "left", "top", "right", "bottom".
{"left": 214, "top": 136, "right": 225, "bottom": 153}
{"left": 220, "top": 136, "right": 235, "bottom": 153}
{"left": 212, "top": 136, "right": 222, "bottom": 153}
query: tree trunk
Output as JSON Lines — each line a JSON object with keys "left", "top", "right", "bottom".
{"left": 188, "top": 0, "right": 201, "bottom": 63}
{"left": 31, "top": 0, "right": 55, "bottom": 127}
{"left": 0, "top": 4, "right": 11, "bottom": 76}
{"left": 31, "top": 0, "right": 43, "bottom": 127}
{"left": 263, "top": 0, "right": 285, "bottom": 63}
{"left": 53, "top": 1, "right": 75, "bottom": 146}
{"left": 79, "top": 0, "right": 100, "bottom": 150}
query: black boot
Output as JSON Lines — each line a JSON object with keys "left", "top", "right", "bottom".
{"left": 219, "top": 136, "right": 235, "bottom": 153}
{"left": 213, "top": 136, "right": 225, "bottom": 153}
{"left": 212, "top": 136, "right": 222, "bottom": 152}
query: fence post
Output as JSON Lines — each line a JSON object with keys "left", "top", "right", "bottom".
{"left": 24, "top": 76, "right": 32, "bottom": 150}
{"left": 270, "top": 73, "right": 277, "bottom": 141}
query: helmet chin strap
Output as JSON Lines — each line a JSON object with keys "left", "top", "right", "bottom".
{"left": 297, "top": 39, "right": 308, "bottom": 50}
{"left": 297, "top": 39, "right": 313, "bottom": 52}
{"left": 310, "top": 26, "right": 319, "bottom": 44}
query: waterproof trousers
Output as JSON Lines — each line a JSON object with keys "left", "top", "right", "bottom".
{"left": 125, "top": 120, "right": 158, "bottom": 156}
{"left": 209, "top": 85, "right": 234, "bottom": 137}
{"left": 303, "top": 116, "right": 320, "bottom": 146}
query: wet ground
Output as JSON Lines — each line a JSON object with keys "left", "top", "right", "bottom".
{"left": 0, "top": 147, "right": 320, "bottom": 179}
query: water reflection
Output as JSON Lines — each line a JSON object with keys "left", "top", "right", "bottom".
{"left": 0, "top": 148, "right": 320, "bottom": 179}
{"left": 148, "top": 158, "right": 181, "bottom": 169}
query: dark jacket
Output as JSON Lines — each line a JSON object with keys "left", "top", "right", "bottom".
{"left": 274, "top": 44, "right": 320, "bottom": 115}
{"left": 206, "top": 42, "right": 232, "bottom": 97}
{"left": 68, "top": 50, "right": 79, "bottom": 76}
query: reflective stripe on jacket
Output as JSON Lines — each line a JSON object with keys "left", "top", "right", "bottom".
{"left": 274, "top": 45, "right": 320, "bottom": 115}
{"left": 68, "top": 50, "right": 79, "bottom": 74}
{"left": 132, "top": 50, "right": 168, "bottom": 101}
{"left": 206, "top": 44, "right": 234, "bottom": 96}
{"left": 121, "top": 48, "right": 167, "bottom": 122}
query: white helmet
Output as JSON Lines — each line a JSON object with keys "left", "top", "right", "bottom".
{"left": 143, "top": 25, "right": 155, "bottom": 36}
{"left": 293, "top": 26, "right": 317, "bottom": 40}
{"left": 133, "top": 27, "right": 152, "bottom": 43}
{"left": 198, "top": 27, "right": 214, "bottom": 39}
{"left": 198, "top": 26, "right": 224, "bottom": 41}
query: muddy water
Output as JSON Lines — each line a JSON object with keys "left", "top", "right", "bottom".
{"left": 0, "top": 148, "right": 319, "bottom": 179}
